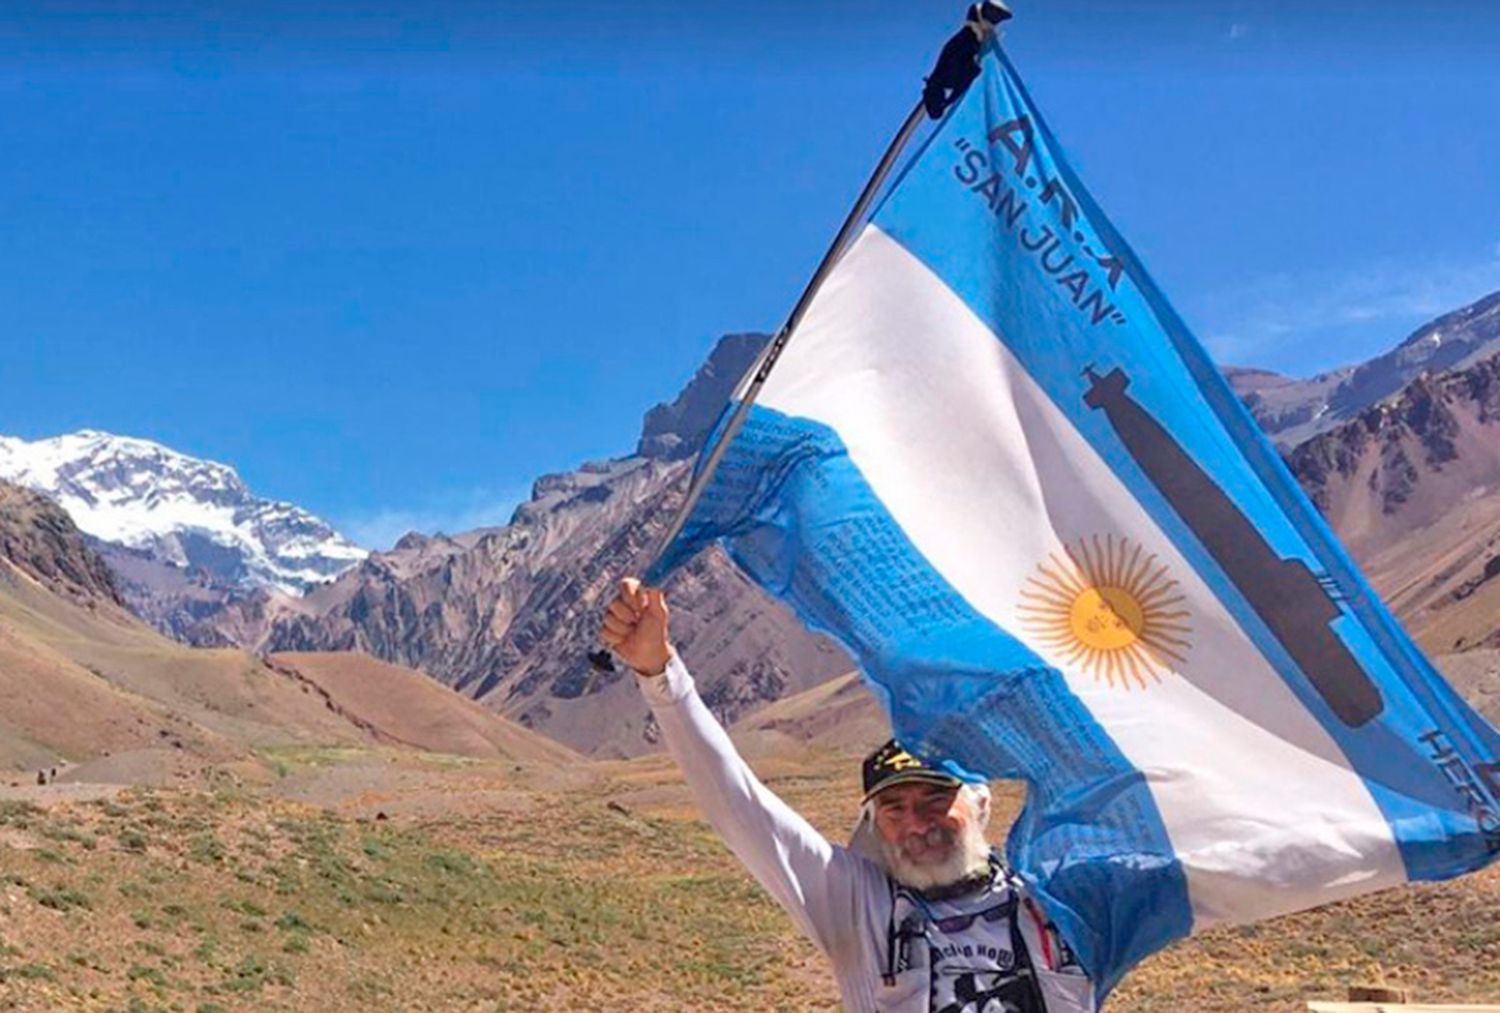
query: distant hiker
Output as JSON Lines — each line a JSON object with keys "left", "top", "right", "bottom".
{"left": 602, "top": 578, "right": 1095, "bottom": 1013}
{"left": 36, "top": 770, "right": 46, "bottom": 786}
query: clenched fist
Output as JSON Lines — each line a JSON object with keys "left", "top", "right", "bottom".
{"left": 600, "top": 577, "right": 672, "bottom": 677}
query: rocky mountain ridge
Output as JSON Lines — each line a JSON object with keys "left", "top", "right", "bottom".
{"left": 1226, "top": 289, "right": 1500, "bottom": 446}
{"left": 176, "top": 333, "right": 849, "bottom": 757}
{"left": 1281, "top": 349, "right": 1500, "bottom": 653}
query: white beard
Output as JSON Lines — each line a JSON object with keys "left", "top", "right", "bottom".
{"left": 878, "top": 819, "right": 991, "bottom": 893}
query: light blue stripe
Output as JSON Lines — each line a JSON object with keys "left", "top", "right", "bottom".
{"left": 868, "top": 41, "right": 1500, "bottom": 880}
{"left": 650, "top": 404, "right": 1192, "bottom": 995}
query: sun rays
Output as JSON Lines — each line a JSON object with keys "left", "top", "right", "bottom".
{"left": 1017, "top": 534, "right": 1191, "bottom": 690}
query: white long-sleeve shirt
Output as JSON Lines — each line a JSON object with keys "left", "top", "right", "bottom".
{"left": 639, "top": 654, "right": 1097, "bottom": 1013}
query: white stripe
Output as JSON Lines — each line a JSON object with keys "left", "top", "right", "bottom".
{"left": 759, "top": 225, "right": 1404, "bottom": 927}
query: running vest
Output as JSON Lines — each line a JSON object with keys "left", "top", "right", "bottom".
{"left": 883, "top": 863, "right": 1059, "bottom": 1012}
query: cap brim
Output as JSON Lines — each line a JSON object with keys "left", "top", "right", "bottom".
{"left": 862, "top": 770, "right": 964, "bottom": 804}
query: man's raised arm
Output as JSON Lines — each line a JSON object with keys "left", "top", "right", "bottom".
{"left": 600, "top": 578, "right": 868, "bottom": 957}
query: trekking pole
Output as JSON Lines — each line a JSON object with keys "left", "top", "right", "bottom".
{"left": 589, "top": 3, "right": 1012, "bottom": 676}
{"left": 651, "top": 100, "right": 927, "bottom": 563}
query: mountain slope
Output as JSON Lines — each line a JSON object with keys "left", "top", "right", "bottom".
{"left": 1285, "top": 352, "right": 1500, "bottom": 652}
{"left": 0, "top": 481, "right": 124, "bottom": 608}
{"left": 1228, "top": 288, "right": 1500, "bottom": 446}
{"left": 267, "top": 651, "right": 579, "bottom": 763}
{"left": 0, "top": 481, "right": 564, "bottom": 773}
{"left": 728, "top": 670, "right": 887, "bottom": 761}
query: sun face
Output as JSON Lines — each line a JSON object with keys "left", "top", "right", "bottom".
{"left": 1017, "top": 534, "right": 1191, "bottom": 689}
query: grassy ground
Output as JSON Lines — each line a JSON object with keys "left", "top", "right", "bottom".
{"left": 2, "top": 751, "right": 1497, "bottom": 1011}
{"left": 0, "top": 781, "right": 830, "bottom": 1011}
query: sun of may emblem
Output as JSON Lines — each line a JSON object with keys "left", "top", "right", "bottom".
{"left": 1017, "top": 534, "right": 1191, "bottom": 689}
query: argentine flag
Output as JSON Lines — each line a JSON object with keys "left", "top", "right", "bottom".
{"left": 648, "top": 40, "right": 1500, "bottom": 995}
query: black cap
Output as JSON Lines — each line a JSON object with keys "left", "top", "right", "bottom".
{"left": 862, "top": 739, "right": 963, "bottom": 803}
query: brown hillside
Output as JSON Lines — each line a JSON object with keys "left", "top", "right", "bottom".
{"left": 0, "top": 499, "right": 572, "bottom": 775}
{"left": 267, "top": 651, "right": 578, "bottom": 764}
{"left": 1435, "top": 649, "right": 1500, "bottom": 722}
{"left": 1287, "top": 354, "right": 1500, "bottom": 652}
{"left": 0, "top": 565, "right": 221, "bottom": 772}
{"left": 730, "top": 670, "right": 888, "bottom": 760}
{"left": 0, "top": 566, "right": 362, "bottom": 751}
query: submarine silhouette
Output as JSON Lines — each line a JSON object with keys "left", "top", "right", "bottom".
{"left": 1083, "top": 366, "right": 1383, "bottom": 728}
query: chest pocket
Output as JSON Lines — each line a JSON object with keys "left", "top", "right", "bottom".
{"left": 930, "top": 965, "right": 1045, "bottom": 1013}
{"left": 922, "top": 894, "right": 1046, "bottom": 1013}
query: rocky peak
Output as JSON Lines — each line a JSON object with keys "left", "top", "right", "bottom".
{"left": 636, "top": 332, "right": 768, "bottom": 461}
{"left": 0, "top": 479, "right": 125, "bottom": 607}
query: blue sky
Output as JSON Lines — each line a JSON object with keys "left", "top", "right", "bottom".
{"left": 3, "top": 1, "right": 1498, "bottom": 548}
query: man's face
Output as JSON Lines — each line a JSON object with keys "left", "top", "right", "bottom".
{"left": 873, "top": 781, "right": 965, "bottom": 860}
{"left": 870, "top": 781, "right": 989, "bottom": 890}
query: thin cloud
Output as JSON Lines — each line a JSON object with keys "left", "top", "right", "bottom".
{"left": 1197, "top": 244, "right": 1500, "bottom": 370}
{"left": 338, "top": 487, "right": 529, "bottom": 551}
{"left": 1227, "top": 21, "right": 1250, "bottom": 41}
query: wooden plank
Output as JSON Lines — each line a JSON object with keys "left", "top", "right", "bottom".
{"left": 1309, "top": 1007, "right": 1500, "bottom": 1012}
{"left": 1351, "top": 988, "right": 1410, "bottom": 1003}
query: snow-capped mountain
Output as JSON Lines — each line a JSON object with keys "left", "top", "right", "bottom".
{"left": 0, "top": 431, "right": 366, "bottom": 595}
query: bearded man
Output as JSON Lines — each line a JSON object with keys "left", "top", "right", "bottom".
{"left": 602, "top": 578, "right": 1097, "bottom": 1012}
